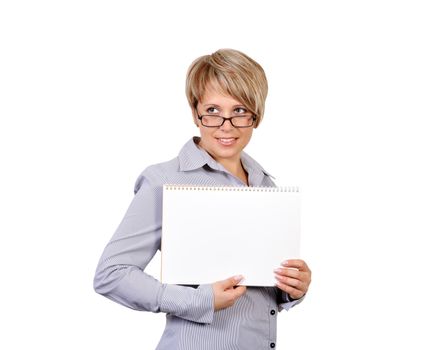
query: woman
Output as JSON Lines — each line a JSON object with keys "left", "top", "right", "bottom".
{"left": 94, "top": 48, "right": 312, "bottom": 349}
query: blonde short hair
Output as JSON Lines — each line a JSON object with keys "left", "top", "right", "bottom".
{"left": 185, "top": 49, "right": 268, "bottom": 127}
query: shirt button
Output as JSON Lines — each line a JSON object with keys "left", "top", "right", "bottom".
{"left": 270, "top": 342, "right": 276, "bottom": 348}
{"left": 270, "top": 309, "right": 276, "bottom": 315}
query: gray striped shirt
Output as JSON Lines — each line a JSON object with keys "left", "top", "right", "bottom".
{"left": 94, "top": 137, "right": 302, "bottom": 349}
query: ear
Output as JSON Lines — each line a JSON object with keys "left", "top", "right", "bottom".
{"left": 192, "top": 108, "right": 199, "bottom": 127}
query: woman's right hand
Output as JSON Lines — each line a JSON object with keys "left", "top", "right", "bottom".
{"left": 212, "top": 275, "right": 247, "bottom": 311}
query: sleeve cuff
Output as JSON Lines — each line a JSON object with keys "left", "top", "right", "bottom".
{"left": 279, "top": 292, "right": 306, "bottom": 311}
{"left": 159, "top": 284, "right": 214, "bottom": 324}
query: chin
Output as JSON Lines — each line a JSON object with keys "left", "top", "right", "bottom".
{"left": 214, "top": 146, "right": 244, "bottom": 160}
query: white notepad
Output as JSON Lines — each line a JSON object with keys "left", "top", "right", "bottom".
{"left": 161, "top": 185, "right": 301, "bottom": 286}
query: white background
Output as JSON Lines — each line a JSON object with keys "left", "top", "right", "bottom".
{"left": 1, "top": 1, "right": 441, "bottom": 349}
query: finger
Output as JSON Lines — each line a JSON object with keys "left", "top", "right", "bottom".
{"left": 275, "top": 268, "right": 311, "bottom": 285}
{"left": 274, "top": 273, "right": 307, "bottom": 292}
{"left": 274, "top": 267, "right": 303, "bottom": 279}
{"left": 275, "top": 280, "right": 306, "bottom": 300}
{"left": 219, "top": 275, "right": 244, "bottom": 289}
{"left": 282, "top": 259, "right": 310, "bottom": 272}
{"left": 230, "top": 285, "right": 247, "bottom": 299}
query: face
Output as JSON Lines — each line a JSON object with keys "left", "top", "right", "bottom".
{"left": 194, "top": 85, "right": 255, "bottom": 166}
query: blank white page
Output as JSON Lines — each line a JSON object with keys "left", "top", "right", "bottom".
{"left": 161, "top": 185, "right": 300, "bottom": 286}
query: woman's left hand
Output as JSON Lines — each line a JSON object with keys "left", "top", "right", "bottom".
{"left": 274, "top": 259, "right": 311, "bottom": 300}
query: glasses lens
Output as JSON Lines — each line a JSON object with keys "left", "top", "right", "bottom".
{"left": 231, "top": 116, "right": 254, "bottom": 127}
{"left": 202, "top": 115, "right": 224, "bottom": 127}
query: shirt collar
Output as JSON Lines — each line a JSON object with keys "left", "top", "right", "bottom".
{"left": 178, "top": 137, "right": 274, "bottom": 180}
{"left": 178, "top": 137, "right": 220, "bottom": 172}
{"left": 240, "top": 151, "right": 274, "bottom": 180}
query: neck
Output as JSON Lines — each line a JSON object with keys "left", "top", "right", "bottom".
{"left": 218, "top": 158, "right": 249, "bottom": 186}
{"left": 195, "top": 139, "right": 248, "bottom": 185}
{"left": 218, "top": 157, "right": 241, "bottom": 175}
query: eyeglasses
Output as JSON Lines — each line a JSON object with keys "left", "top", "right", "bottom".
{"left": 197, "top": 114, "right": 256, "bottom": 128}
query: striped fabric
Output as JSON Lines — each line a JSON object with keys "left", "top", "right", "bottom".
{"left": 94, "top": 137, "right": 302, "bottom": 349}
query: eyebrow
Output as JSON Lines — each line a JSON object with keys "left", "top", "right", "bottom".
{"left": 202, "top": 104, "right": 246, "bottom": 108}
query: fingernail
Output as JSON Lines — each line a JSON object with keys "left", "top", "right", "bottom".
{"left": 234, "top": 275, "right": 243, "bottom": 282}
{"left": 282, "top": 261, "right": 289, "bottom": 266}
{"left": 274, "top": 268, "right": 282, "bottom": 273}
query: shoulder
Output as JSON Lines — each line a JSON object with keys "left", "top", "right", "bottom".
{"left": 134, "top": 157, "right": 180, "bottom": 193}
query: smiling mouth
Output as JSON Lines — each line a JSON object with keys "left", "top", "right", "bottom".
{"left": 216, "top": 137, "right": 238, "bottom": 146}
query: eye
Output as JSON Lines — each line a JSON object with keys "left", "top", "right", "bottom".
{"left": 206, "top": 107, "right": 220, "bottom": 114}
{"left": 234, "top": 107, "right": 248, "bottom": 114}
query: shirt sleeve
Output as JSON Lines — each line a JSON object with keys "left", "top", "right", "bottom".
{"left": 93, "top": 177, "right": 214, "bottom": 324}
{"left": 277, "top": 289, "right": 305, "bottom": 311}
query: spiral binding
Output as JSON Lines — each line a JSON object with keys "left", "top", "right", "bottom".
{"left": 163, "top": 184, "right": 299, "bottom": 192}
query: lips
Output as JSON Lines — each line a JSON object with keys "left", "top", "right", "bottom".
{"left": 216, "top": 137, "right": 237, "bottom": 146}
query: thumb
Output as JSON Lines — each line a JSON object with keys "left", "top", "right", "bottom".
{"left": 219, "top": 275, "right": 244, "bottom": 289}
{"left": 230, "top": 285, "right": 247, "bottom": 298}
